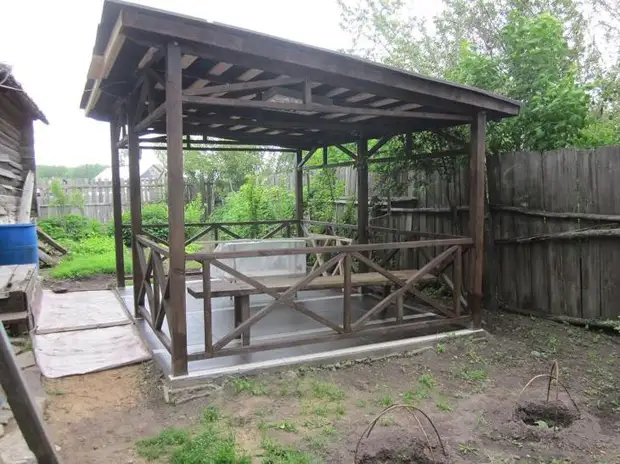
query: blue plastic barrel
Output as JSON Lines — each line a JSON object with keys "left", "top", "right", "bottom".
{"left": 0, "top": 223, "right": 38, "bottom": 265}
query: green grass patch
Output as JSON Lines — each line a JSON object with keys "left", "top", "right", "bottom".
{"left": 310, "top": 381, "right": 345, "bottom": 401}
{"left": 261, "top": 437, "right": 316, "bottom": 463}
{"left": 231, "top": 377, "right": 269, "bottom": 396}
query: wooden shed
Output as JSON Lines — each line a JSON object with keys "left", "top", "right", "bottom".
{"left": 0, "top": 63, "right": 48, "bottom": 224}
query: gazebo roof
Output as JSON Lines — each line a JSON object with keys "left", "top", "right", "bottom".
{"left": 80, "top": 0, "right": 520, "bottom": 149}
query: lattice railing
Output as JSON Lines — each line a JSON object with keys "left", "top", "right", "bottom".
{"left": 185, "top": 237, "right": 472, "bottom": 360}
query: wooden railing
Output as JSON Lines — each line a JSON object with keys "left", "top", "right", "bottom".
{"left": 135, "top": 235, "right": 172, "bottom": 353}
{"left": 125, "top": 220, "right": 298, "bottom": 247}
{"left": 185, "top": 237, "right": 472, "bottom": 360}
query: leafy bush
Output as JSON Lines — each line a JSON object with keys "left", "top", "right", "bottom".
{"left": 39, "top": 214, "right": 105, "bottom": 241}
{"left": 121, "top": 201, "right": 205, "bottom": 247}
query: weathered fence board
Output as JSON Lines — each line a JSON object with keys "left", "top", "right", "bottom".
{"left": 321, "top": 146, "right": 620, "bottom": 320}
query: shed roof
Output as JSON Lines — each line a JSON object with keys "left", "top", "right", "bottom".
{"left": 80, "top": 0, "right": 520, "bottom": 148}
{"left": 1, "top": 63, "right": 48, "bottom": 124}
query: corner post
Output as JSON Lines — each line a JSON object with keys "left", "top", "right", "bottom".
{"left": 468, "top": 112, "right": 486, "bottom": 329}
{"left": 295, "top": 149, "right": 304, "bottom": 237}
{"left": 109, "top": 119, "right": 125, "bottom": 288}
{"left": 127, "top": 100, "right": 142, "bottom": 315}
{"left": 166, "top": 42, "right": 188, "bottom": 376}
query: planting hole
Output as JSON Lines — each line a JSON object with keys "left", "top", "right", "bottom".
{"left": 515, "top": 401, "right": 577, "bottom": 430}
{"left": 356, "top": 428, "right": 447, "bottom": 464}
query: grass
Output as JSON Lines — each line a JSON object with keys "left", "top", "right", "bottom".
{"left": 310, "top": 381, "right": 345, "bottom": 401}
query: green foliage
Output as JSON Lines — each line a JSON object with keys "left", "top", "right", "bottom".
{"left": 48, "top": 179, "right": 85, "bottom": 211}
{"left": 339, "top": 0, "right": 620, "bottom": 159}
{"left": 210, "top": 180, "right": 295, "bottom": 237}
{"left": 306, "top": 169, "right": 344, "bottom": 222}
{"left": 37, "top": 164, "right": 107, "bottom": 180}
{"left": 39, "top": 214, "right": 105, "bottom": 241}
{"left": 260, "top": 437, "right": 315, "bottom": 463}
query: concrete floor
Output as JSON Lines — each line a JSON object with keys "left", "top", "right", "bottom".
{"left": 117, "top": 284, "right": 474, "bottom": 388}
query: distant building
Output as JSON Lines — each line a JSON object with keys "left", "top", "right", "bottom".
{"left": 94, "top": 163, "right": 164, "bottom": 181}
{"left": 0, "top": 63, "right": 47, "bottom": 223}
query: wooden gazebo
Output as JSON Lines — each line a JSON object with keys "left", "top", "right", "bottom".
{"left": 80, "top": 0, "right": 520, "bottom": 377}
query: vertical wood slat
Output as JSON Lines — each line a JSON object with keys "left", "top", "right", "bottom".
{"left": 166, "top": 42, "right": 188, "bottom": 377}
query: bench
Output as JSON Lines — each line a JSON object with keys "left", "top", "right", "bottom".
{"left": 187, "top": 269, "right": 436, "bottom": 345}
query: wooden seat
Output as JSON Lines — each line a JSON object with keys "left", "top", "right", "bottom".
{"left": 187, "top": 269, "right": 435, "bottom": 299}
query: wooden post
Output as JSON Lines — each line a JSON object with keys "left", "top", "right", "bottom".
{"left": 468, "top": 112, "right": 486, "bottom": 329}
{"left": 0, "top": 324, "right": 60, "bottom": 464}
{"left": 127, "top": 99, "right": 142, "bottom": 315}
{"left": 110, "top": 120, "right": 125, "bottom": 288}
{"left": 357, "top": 139, "right": 369, "bottom": 275}
{"left": 295, "top": 149, "right": 304, "bottom": 237}
{"left": 166, "top": 42, "right": 188, "bottom": 376}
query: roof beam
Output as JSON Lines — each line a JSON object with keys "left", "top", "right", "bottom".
{"left": 183, "top": 76, "right": 303, "bottom": 96}
{"left": 181, "top": 95, "right": 472, "bottom": 121}
{"left": 120, "top": 10, "right": 520, "bottom": 115}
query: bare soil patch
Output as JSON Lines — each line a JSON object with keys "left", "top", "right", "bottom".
{"left": 44, "top": 310, "right": 620, "bottom": 463}
{"left": 41, "top": 272, "right": 116, "bottom": 292}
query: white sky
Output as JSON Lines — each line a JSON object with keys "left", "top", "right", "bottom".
{"left": 1, "top": 0, "right": 357, "bottom": 167}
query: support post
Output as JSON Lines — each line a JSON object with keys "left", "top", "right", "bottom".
{"left": 295, "top": 149, "right": 304, "bottom": 237}
{"left": 127, "top": 100, "right": 142, "bottom": 315}
{"left": 110, "top": 120, "right": 125, "bottom": 288}
{"left": 357, "top": 139, "right": 369, "bottom": 271}
{"left": 166, "top": 42, "right": 188, "bottom": 376}
{"left": 0, "top": 324, "right": 60, "bottom": 464}
{"left": 468, "top": 112, "right": 486, "bottom": 329}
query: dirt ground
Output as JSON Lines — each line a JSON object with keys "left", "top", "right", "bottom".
{"left": 40, "top": 273, "right": 118, "bottom": 292}
{"left": 43, "top": 310, "right": 620, "bottom": 464}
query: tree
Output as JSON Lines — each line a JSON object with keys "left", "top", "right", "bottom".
{"left": 338, "top": 0, "right": 620, "bottom": 152}
{"left": 37, "top": 164, "right": 108, "bottom": 180}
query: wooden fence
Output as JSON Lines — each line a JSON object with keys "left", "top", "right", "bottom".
{"left": 325, "top": 146, "right": 620, "bottom": 320}
{"left": 37, "top": 178, "right": 168, "bottom": 223}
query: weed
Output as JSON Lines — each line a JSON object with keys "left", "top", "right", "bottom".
{"left": 136, "top": 427, "right": 191, "bottom": 461}
{"left": 304, "top": 434, "right": 330, "bottom": 453}
{"left": 419, "top": 373, "right": 436, "bottom": 390}
{"left": 231, "top": 377, "right": 268, "bottom": 396}
{"left": 356, "top": 399, "right": 367, "bottom": 408}
{"left": 313, "top": 405, "right": 328, "bottom": 417}
{"left": 436, "top": 399, "right": 454, "bottom": 412}
{"left": 170, "top": 426, "right": 250, "bottom": 463}
{"left": 458, "top": 442, "right": 478, "bottom": 455}
{"left": 334, "top": 403, "right": 346, "bottom": 416}
{"left": 261, "top": 437, "right": 314, "bottom": 463}
{"left": 268, "top": 419, "right": 297, "bottom": 433}
{"left": 311, "top": 381, "right": 345, "bottom": 401}
{"left": 436, "top": 343, "right": 446, "bottom": 353}
{"left": 45, "top": 387, "right": 65, "bottom": 396}
{"left": 378, "top": 416, "right": 396, "bottom": 426}
{"left": 202, "top": 405, "right": 220, "bottom": 424}
{"left": 459, "top": 367, "right": 488, "bottom": 382}
{"left": 378, "top": 395, "right": 394, "bottom": 407}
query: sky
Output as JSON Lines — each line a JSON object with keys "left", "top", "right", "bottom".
{"left": 0, "top": 0, "right": 357, "bottom": 168}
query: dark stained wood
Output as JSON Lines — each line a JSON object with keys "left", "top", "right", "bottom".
{"left": 186, "top": 237, "right": 473, "bottom": 261}
{"left": 357, "top": 139, "right": 369, "bottom": 276}
{"left": 334, "top": 144, "right": 356, "bottom": 160}
{"left": 298, "top": 147, "right": 319, "bottom": 167}
{"left": 343, "top": 254, "right": 352, "bottom": 332}
{"left": 188, "top": 268, "right": 436, "bottom": 299}
{"left": 183, "top": 76, "right": 304, "bottom": 96}
{"left": 295, "top": 149, "right": 304, "bottom": 236}
{"left": 117, "top": 9, "right": 520, "bottom": 116}
{"left": 468, "top": 112, "right": 485, "bottom": 328}
{"left": 127, "top": 92, "right": 143, "bottom": 315}
{"left": 0, "top": 324, "right": 61, "bottom": 464}
{"left": 181, "top": 95, "right": 473, "bottom": 121}
{"left": 109, "top": 120, "right": 126, "bottom": 288}
{"left": 368, "top": 135, "right": 393, "bottom": 156}
{"left": 202, "top": 261, "right": 212, "bottom": 353}
{"left": 166, "top": 42, "right": 188, "bottom": 376}
{"left": 453, "top": 245, "right": 462, "bottom": 317}
{"left": 134, "top": 102, "right": 166, "bottom": 133}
